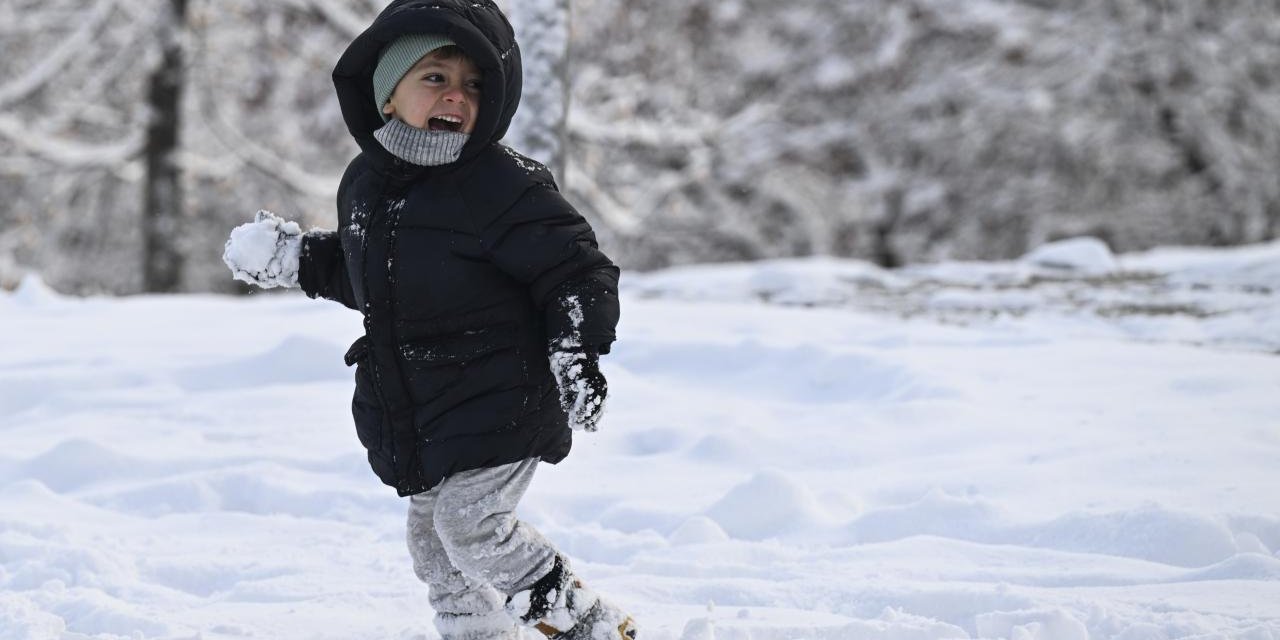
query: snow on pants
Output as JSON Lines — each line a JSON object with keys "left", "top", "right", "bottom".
{"left": 406, "top": 458, "right": 558, "bottom": 640}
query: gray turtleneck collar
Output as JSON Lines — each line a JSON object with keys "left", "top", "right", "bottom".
{"left": 373, "top": 118, "right": 470, "bottom": 167}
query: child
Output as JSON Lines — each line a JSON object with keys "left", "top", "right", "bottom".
{"left": 221, "top": 2, "right": 635, "bottom": 639}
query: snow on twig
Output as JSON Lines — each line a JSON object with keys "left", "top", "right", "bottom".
{"left": 564, "top": 163, "right": 639, "bottom": 233}
{"left": 0, "top": 0, "right": 117, "bottom": 109}
{"left": 189, "top": 1, "right": 338, "bottom": 201}
{"left": 273, "top": 0, "right": 368, "bottom": 39}
{"left": 0, "top": 115, "right": 145, "bottom": 169}
{"left": 194, "top": 102, "right": 337, "bottom": 200}
{"left": 568, "top": 112, "right": 711, "bottom": 149}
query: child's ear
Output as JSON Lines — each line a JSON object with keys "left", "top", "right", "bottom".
{"left": 382, "top": 101, "right": 395, "bottom": 116}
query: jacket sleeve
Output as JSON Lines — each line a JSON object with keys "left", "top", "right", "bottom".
{"left": 480, "top": 184, "right": 620, "bottom": 353}
{"left": 298, "top": 231, "right": 357, "bottom": 310}
{"left": 298, "top": 156, "right": 364, "bottom": 311}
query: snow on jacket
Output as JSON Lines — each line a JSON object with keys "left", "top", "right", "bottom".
{"left": 298, "top": 0, "right": 620, "bottom": 496}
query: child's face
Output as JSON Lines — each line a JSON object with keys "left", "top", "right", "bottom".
{"left": 382, "top": 51, "right": 482, "bottom": 133}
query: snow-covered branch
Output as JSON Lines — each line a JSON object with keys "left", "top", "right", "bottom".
{"left": 568, "top": 112, "right": 710, "bottom": 149}
{"left": 272, "top": 0, "right": 369, "bottom": 39}
{"left": 0, "top": 115, "right": 144, "bottom": 168}
{"left": 194, "top": 101, "right": 337, "bottom": 201}
{"left": 0, "top": 0, "right": 117, "bottom": 109}
{"left": 188, "top": 0, "right": 340, "bottom": 201}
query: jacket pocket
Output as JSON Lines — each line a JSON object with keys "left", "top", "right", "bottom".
{"left": 344, "top": 335, "right": 370, "bottom": 367}
{"left": 346, "top": 336, "right": 394, "bottom": 483}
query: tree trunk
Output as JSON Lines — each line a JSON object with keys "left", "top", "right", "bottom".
{"left": 143, "top": 0, "right": 189, "bottom": 293}
{"left": 505, "top": 0, "right": 571, "bottom": 181}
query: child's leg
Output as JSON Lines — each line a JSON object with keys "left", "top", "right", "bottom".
{"left": 407, "top": 490, "right": 519, "bottom": 640}
{"left": 432, "top": 459, "right": 636, "bottom": 639}
{"left": 430, "top": 458, "right": 557, "bottom": 593}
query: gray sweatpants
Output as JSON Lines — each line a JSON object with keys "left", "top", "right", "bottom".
{"left": 406, "top": 458, "right": 559, "bottom": 639}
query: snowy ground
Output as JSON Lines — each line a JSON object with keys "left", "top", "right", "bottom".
{"left": 1, "top": 239, "right": 1278, "bottom": 640}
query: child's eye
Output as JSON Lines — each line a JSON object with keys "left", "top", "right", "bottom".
{"left": 466, "top": 79, "right": 483, "bottom": 92}
{"left": 422, "top": 73, "right": 445, "bottom": 83}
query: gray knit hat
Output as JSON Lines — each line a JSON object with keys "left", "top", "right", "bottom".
{"left": 373, "top": 34, "right": 455, "bottom": 120}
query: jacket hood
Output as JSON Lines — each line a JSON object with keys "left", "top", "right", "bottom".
{"left": 333, "top": 0, "right": 522, "bottom": 166}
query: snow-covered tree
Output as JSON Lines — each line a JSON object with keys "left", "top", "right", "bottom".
{"left": 564, "top": 0, "right": 1280, "bottom": 268}
{"left": 499, "top": 0, "right": 572, "bottom": 180}
{"left": 143, "top": 0, "right": 189, "bottom": 293}
{"left": 0, "top": 0, "right": 374, "bottom": 293}
{"left": 0, "top": 0, "right": 154, "bottom": 292}
{"left": 2, "top": 0, "right": 1278, "bottom": 293}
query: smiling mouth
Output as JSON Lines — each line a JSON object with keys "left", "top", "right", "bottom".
{"left": 428, "top": 115, "right": 464, "bottom": 132}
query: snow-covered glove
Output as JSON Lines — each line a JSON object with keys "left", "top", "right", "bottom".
{"left": 549, "top": 347, "right": 608, "bottom": 432}
{"left": 223, "top": 210, "right": 303, "bottom": 289}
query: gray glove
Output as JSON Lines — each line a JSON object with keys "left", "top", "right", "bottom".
{"left": 223, "top": 210, "right": 303, "bottom": 289}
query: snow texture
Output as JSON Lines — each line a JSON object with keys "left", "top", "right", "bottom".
{"left": 501, "top": 0, "right": 569, "bottom": 177}
{"left": 222, "top": 209, "right": 303, "bottom": 289}
{"left": 0, "top": 239, "right": 1278, "bottom": 639}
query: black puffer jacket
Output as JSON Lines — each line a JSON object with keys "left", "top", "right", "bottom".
{"left": 298, "top": 0, "right": 620, "bottom": 496}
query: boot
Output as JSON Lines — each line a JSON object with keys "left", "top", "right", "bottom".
{"left": 552, "top": 599, "right": 638, "bottom": 640}
{"left": 507, "top": 556, "right": 637, "bottom": 640}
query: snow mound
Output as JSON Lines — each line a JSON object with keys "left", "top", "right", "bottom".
{"left": 174, "top": 334, "right": 347, "bottom": 390}
{"left": 679, "top": 606, "right": 966, "bottom": 640}
{"left": 846, "top": 489, "right": 1001, "bottom": 544}
{"left": 623, "top": 427, "right": 687, "bottom": 456}
{"left": 616, "top": 341, "right": 951, "bottom": 405}
{"left": 8, "top": 273, "right": 63, "bottom": 307}
{"left": 1022, "top": 237, "right": 1118, "bottom": 274}
{"left": 1229, "top": 515, "right": 1280, "bottom": 554}
{"left": 705, "top": 469, "right": 826, "bottom": 540}
{"left": 1123, "top": 238, "right": 1280, "bottom": 290}
{"left": 46, "top": 589, "right": 173, "bottom": 638}
{"left": 21, "top": 439, "right": 157, "bottom": 493}
{"left": 1029, "top": 505, "right": 1238, "bottom": 567}
{"left": 627, "top": 256, "right": 895, "bottom": 306}
{"left": 0, "top": 593, "right": 66, "bottom": 640}
{"left": 687, "top": 434, "right": 753, "bottom": 464}
{"left": 1180, "top": 552, "right": 1280, "bottom": 582}
{"left": 975, "top": 608, "right": 1089, "bottom": 640}
{"left": 669, "top": 516, "right": 730, "bottom": 545}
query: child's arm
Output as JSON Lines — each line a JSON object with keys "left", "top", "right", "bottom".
{"left": 480, "top": 184, "right": 620, "bottom": 430}
{"left": 223, "top": 159, "right": 364, "bottom": 309}
{"left": 296, "top": 156, "right": 367, "bottom": 310}
{"left": 480, "top": 185, "right": 619, "bottom": 347}
{"left": 297, "top": 230, "right": 358, "bottom": 310}
{"left": 222, "top": 211, "right": 356, "bottom": 311}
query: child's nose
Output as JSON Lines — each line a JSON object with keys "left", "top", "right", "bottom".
{"left": 443, "top": 85, "right": 466, "bottom": 103}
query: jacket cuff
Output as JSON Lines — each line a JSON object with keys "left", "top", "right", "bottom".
{"left": 298, "top": 230, "right": 339, "bottom": 299}
{"left": 544, "top": 271, "right": 620, "bottom": 353}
